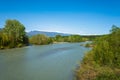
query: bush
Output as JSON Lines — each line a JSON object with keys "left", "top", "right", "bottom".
{"left": 76, "top": 25, "right": 120, "bottom": 80}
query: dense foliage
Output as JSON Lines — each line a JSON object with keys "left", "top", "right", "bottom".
{"left": 0, "top": 19, "right": 28, "bottom": 49}
{"left": 54, "top": 35, "right": 83, "bottom": 42}
{"left": 76, "top": 25, "right": 120, "bottom": 80}
{"left": 29, "top": 34, "right": 53, "bottom": 45}
{"left": 29, "top": 34, "right": 91, "bottom": 45}
{"left": 29, "top": 34, "right": 84, "bottom": 45}
{"left": 93, "top": 25, "right": 120, "bottom": 68}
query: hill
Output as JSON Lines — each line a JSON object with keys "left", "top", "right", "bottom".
{"left": 27, "top": 31, "right": 71, "bottom": 37}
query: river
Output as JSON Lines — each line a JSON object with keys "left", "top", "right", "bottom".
{"left": 0, "top": 42, "right": 91, "bottom": 80}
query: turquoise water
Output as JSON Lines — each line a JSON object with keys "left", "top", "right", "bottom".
{"left": 0, "top": 42, "right": 91, "bottom": 80}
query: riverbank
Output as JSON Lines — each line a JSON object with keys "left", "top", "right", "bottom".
{"left": 53, "top": 42, "right": 69, "bottom": 44}
{"left": 0, "top": 41, "right": 85, "bottom": 50}
{"left": 0, "top": 44, "right": 28, "bottom": 50}
{"left": 75, "top": 27, "right": 120, "bottom": 80}
{"left": 75, "top": 52, "right": 120, "bottom": 80}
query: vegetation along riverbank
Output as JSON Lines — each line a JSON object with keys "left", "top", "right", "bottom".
{"left": 0, "top": 19, "right": 29, "bottom": 49}
{"left": 0, "top": 19, "right": 99, "bottom": 49}
{"left": 75, "top": 25, "right": 120, "bottom": 80}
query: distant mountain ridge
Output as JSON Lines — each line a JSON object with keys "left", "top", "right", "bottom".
{"left": 27, "top": 31, "right": 71, "bottom": 37}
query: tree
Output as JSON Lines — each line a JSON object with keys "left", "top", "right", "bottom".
{"left": 29, "top": 34, "right": 52, "bottom": 45}
{"left": 55, "top": 35, "right": 63, "bottom": 42}
{"left": 0, "top": 19, "right": 28, "bottom": 49}
{"left": 68, "top": 35, "right": 82, "bottom": 42}
{"left": 110, "top": 25, "right": 120, "bottom": 33}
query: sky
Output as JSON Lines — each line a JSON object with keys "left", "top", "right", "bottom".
{"left": 0, "top": 0, "right": 120, "bottom": 35}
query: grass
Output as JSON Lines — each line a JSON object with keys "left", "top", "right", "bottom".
{"left": 75, "top": 51, "right": 120, "bottom": 80}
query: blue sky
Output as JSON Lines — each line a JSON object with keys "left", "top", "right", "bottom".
{"left": 0, "top": 0, "right": 120, "bottom": 35}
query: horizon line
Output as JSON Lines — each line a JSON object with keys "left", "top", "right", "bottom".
{"left": 26, "top": 30, "right": 106, "bottom": 36}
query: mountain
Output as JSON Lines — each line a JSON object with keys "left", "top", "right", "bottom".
{"left": 27, "top": 31, "right": 71, "bottom": 37}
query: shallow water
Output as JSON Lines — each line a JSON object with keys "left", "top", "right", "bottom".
{"left": 0, "top": 42, "right": 91, "bottom": 80}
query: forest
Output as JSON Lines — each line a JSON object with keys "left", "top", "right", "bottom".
{"left": 75, "top": 25, "right": 120, "bottom": 80}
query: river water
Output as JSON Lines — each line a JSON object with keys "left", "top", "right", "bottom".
{"left": 0, "top": 42, "right": 91, "bottom": 80}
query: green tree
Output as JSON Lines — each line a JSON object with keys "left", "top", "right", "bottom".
{"left": 0, "top": 19, "right": 28, "bottom": 49}
{"left": 29, "top": 34, "right": 52, "bottom": 45}
{"left": 55, "top": 35, "right": 63, "bottom": 42}
{"left": 68, "top": 35, "right": 82, "bottom": 42}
